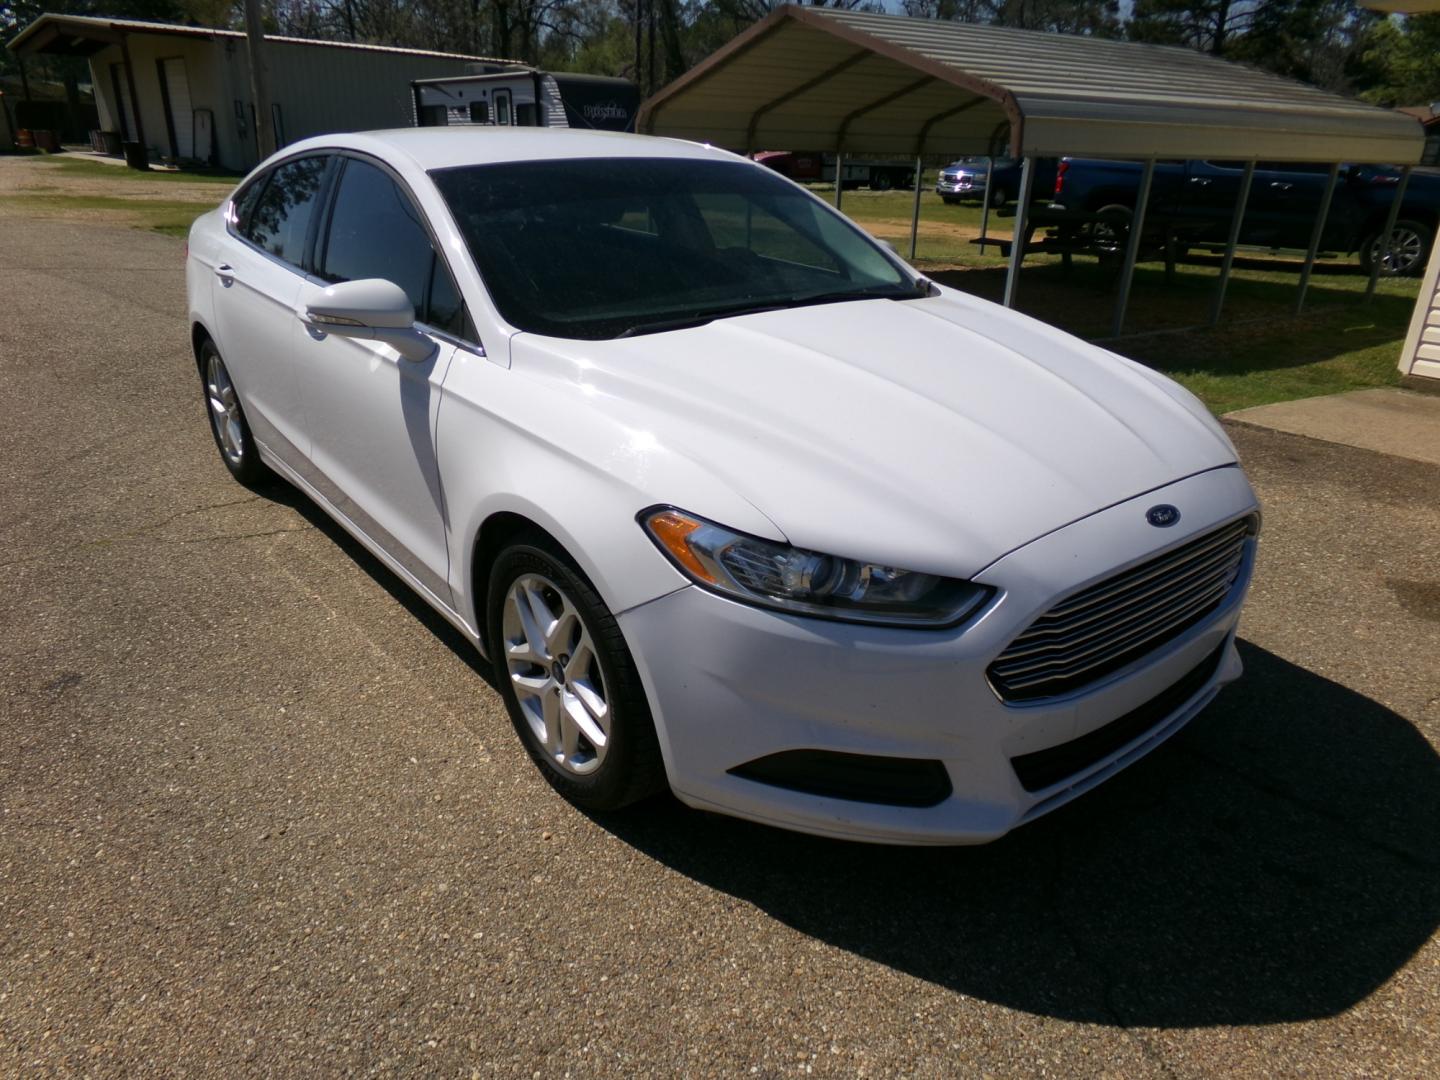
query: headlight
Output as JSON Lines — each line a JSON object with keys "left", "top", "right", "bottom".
{"left": 640, "top": 508, "right": 991, "bottom": 628}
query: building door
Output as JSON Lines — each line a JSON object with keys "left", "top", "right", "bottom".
{"left": 158, "top": 57, "right": 193, "bottom": 159}
{"left": 493, "top": 88, "right": 512, "bottom": 126}
{"left": 109, "top": 63, "right": 136, "bottom": 140}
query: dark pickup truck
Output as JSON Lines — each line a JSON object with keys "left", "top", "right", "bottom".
{"left": 1049, "top": 158, "right": 1440, "bottom": 276}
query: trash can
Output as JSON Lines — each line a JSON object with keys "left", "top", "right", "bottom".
{"left": 32, "top": 129, "right": 59, "bottom": 152}
{"left": 121, "top": 140, "right": 149, "bottom": 170}
{"left": 100, "top": 130, "right": 122, "bottom": 156}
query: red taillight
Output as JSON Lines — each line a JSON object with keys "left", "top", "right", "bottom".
{"left": 1054, "top": 160, "right": 1068, "bottom": 198}
{"left": 1371, "top": 173, "right": 1401, "bottom": 186}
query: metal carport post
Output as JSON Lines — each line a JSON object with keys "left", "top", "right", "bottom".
{"left": 1110, "top": 158, "right": 1156, "bottom": 337}
{"left": 1002, "top": 156, "right": 1035, "bottom": 309}
{"left": 978, "top": 156, "right": 993, "bottom": 252}
{"left": 908, "top": 155, "right": 923, "bottom": 260}
{"left": 1209, "top": 161, "right": 1256, "bottom": 326}
{"left": 1365, "top": 165, "right": 1413, "bottom": 302}
{"left": 1295, "top": 163, "right": 1342, "bottom": 314}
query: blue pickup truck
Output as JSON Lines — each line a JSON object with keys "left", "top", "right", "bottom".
{"left": 1048, "top": 158, "right": 1440, "bottom": 276}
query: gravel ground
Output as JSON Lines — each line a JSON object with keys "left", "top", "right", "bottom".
{"left": 2, "top": 201, "right": 1438, "bottom": 1077}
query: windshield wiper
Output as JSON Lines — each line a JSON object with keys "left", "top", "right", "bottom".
{"left": 615, "top": 301, "right": 794, "bottom": 338}
{"left": 614, "top": 286, "right": 925, "bottom": 339}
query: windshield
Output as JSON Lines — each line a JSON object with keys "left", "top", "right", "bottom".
{"left": 430, "top": 157, "right": 917, "bottom": 340}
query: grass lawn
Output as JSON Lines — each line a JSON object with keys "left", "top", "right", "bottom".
{"left": 835, "top": 187, "right": 1417, "bottom": 413}
{"left": 39, "top": 156, "right": 240, "bottom": 185}
{"left": 0, "top": 192, "right": 223, "bottom": 236}
{"left": 3, "top": 158, "right": 1416, "bottom": 414}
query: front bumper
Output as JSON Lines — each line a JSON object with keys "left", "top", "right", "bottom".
{"left": 936, "top": 177, "right": 982, "bottom": 195}
{"left": 618, "top": 466, "right": 1258, "bottom": 845}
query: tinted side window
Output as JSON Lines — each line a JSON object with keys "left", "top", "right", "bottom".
{"left": 244, "top": 156, "right": 327, "bottom": 267}
{"left": 321, "top": 158, "right": 465, "bottom": 335}
{"left": 227, "top": 173, "right": 267, "bottom": 234}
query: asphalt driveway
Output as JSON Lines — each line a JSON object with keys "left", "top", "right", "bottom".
{"left": 2, "top": 209, "right": 1438, "bottom": 1077}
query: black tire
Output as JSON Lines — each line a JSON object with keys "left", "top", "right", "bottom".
{"left": 1091, "top": 203, "right": 1133, "bottom": 258}
{"left": 487, "top": 534, "right": 666, "bottom": 811}
{"left": 940, "top": 195, "right": 961, "bottom": 205}
{"left": 870, "top": 171, "right": 894, "bottom": 191}
{"left": 198, "top": 338, "right": 269, "bottom": 486}
{"left": 1359, "top": 218, "right": 1431, "bottom": 278}
{"left": 989, "top": 187, "right": 1009, "bottom": 209}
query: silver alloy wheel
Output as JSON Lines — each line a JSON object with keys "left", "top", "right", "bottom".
{"left": 205, "top": 353, "right": 244, "bottom": 466}
{"left": 502, "top": 572, "right": 610, "bottom": 776}
{"left": 1370, "top": 225, "right": 1426, "bottom": 276}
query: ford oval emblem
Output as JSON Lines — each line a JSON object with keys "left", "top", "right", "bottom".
{"left": 1146, "top": 504, "right": 1181, "bottom": 528}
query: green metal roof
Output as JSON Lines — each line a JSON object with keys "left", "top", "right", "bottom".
{"left": 640, "top": 6, "right": 1423, "bottom": 164}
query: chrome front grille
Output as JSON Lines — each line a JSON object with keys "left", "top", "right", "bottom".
{"left": 989, "top": 516, "right": 1255, "bottom": 703}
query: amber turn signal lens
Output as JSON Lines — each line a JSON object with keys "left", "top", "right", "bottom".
{"left": 645, "top": 510, "right": 719, "bottom": 584}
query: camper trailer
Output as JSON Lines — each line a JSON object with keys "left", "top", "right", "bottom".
{"left": 411, "top": 69, "right": 638, "bottom": 132}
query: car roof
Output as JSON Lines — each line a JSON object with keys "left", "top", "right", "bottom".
{"left": 279, "top": 127, "right": 742, "bottom": 173}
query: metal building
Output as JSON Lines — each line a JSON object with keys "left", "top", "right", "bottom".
{"left": 7, "top": 14, "right": 516, "bottom": 172}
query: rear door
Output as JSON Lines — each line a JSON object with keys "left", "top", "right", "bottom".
{"left": 1247, "top": 162, "right": 1338, "bottom": 248}
{"left": 211, "top": 153, "right": 332, "bottom": 463}
{"left": 295, "top": 155, "right": 473, "bottom": 602}
{"left": 1173, "top": 161, "right": 1244, "bottom": 238}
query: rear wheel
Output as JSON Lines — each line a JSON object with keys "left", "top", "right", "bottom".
{"left": 199, "top": 339, "right": 268, "bottom": 486}
{"left": 870, "top": 171, "right": 894, "bottom": 191}
{"left": 487, "top": 536, "right": 666, "bottom": 811}
{"left": 1091, "top": 203, "right": 1133, "bottom": 260}
{"left": 1360, "top": 218, "right": 1431, "bottom": 277}
{"left": 989, "top": 187, "right": 1010, "bottom": 209}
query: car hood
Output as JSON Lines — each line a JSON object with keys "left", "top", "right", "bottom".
{"left": 511, "top": 288, "right": 1236, "bottom": 578}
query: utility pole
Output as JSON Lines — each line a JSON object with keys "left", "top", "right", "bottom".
{"left": 243, "top": 0, "right": 275, "bottom": 158}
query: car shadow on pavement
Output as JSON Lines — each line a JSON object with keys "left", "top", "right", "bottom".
{"left": 257, "top": 480, "right": 500, "bottom": 691}
{"left": 594, "top": 641, "right": 1440, "bottom": 1028}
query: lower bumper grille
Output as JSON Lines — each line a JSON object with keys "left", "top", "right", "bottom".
{"left": 730, "top": 749, "right": 952, "bottom": 807}
{"left": 989, "top": 515, "right": 1255, "bottom": 702}
{"left": 1010, "top": 641, "right": 1226, "bottom": 793}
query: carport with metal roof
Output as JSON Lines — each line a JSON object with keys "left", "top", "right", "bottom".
{"left": 639, "top": 5, "right": 1425, "bottom": 335}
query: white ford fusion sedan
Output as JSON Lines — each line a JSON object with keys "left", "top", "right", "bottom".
{"left": 186, "top": 128, "right": 1259, "bottom": 844}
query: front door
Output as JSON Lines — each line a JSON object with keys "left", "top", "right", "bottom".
{"left": 493, "top": 88, "right": 513, "bottom": 126}
{"left": 211, "top": 154, "right": 331, "bottom": 463}
{"left": 295, "top": 155, "right": 471, "bottom": 603}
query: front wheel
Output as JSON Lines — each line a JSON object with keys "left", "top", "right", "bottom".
{"left": 488, "top": 536, "right": 666, "bottom": 811}
{"left": 989, "top": 187, "right": 1009, "bottom": 209}
{"left": 1360, "top": 218, "right": 1431, "bottom": 278}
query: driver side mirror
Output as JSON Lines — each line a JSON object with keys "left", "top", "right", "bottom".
{"left": 300, "top": 279, "right": 435, "bottom": 363}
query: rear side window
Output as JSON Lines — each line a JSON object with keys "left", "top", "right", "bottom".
{"left": 319, "top": 157, "right": 466, "bottom": 336}
{"left": 244, "top": 156, "right": 328, "bottom": 267}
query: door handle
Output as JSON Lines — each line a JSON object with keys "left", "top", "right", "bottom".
{"left": 214, "top": 263, "right": 235, "bottom": 283}
{"left": 1269, "top": 182, "right": 1293, "bottom": 191}
{"left": 1189, "top": 177, "right": 1211, "bottom": 186}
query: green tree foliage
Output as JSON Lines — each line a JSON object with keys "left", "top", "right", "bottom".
{"left": 1355, "top": 13, "right": 1440, "bottom": 107}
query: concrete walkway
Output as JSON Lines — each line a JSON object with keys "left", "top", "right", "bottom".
{"left": 1225, "top": 387, "right": 1440, "bottom": 469}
